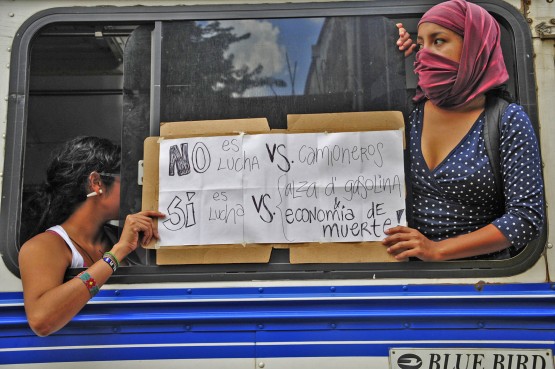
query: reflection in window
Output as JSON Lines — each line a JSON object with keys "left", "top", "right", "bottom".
{"left": 152, "top": 16, "right": 408, "bottom": 127}
{"left": 203, "top": 18, "right": 325, "bottom": 97}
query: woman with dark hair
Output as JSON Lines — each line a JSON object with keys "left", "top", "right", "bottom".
{"left": 384, "top": 0, "right": 544, "bottom": 260}
{"left": 19, "top": 136, "right": 164, "bottom": 336}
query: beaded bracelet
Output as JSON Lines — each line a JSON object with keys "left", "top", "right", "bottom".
{"left": 102, "top": 253, "right": 118, "bottom": 273}
{"left": 75, "top": 271, "right": 99, "bottom": 298}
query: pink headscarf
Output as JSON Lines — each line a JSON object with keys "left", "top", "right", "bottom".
{"left": 413, "top": 0, "right": 509, "bottom": 108}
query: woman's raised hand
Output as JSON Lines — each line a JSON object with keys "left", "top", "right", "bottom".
{"left": 114, "top": 211, "right": 165, "bottom": 258}
{"left": 396, "top": 23, "right": 417, "bottom": 57}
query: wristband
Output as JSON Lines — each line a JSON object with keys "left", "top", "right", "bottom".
{"left": 75, "top": 271, "right": 99, "bottom": 298}
{"left": 104, "top": 251, "right": 120, "bottom": 268}
{"left": 102, "top": 253, "right": 118, "bottom": 273}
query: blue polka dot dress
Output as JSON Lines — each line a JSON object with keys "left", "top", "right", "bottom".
{"left": 407, "top": 102, "right": 544, "bottom": 259}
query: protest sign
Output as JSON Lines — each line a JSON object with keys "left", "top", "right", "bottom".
{"left": 157, "top": 131, "right": 405, "bottom": 246}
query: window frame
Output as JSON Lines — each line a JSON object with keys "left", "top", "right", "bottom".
{"left": 1, "top": 0, "right": 545, "bottom": 282}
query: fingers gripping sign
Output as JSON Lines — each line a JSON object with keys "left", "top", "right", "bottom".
{"left": 383, "top": 226, "right": 440, "bottom": 261}
{"left": 119, "top": 211, "right": 166, "bottom": 251}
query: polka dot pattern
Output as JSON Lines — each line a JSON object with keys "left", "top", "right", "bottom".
{"left": 407, "top": 102, "right": 544, "bottom": 258}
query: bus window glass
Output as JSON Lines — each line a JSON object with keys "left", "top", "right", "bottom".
{"left": 3, "top": 3, "right": 541, "bottom": 282}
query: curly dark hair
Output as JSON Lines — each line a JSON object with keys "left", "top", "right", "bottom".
{"left": 25, "top": 136, "right": 121, "bottom": 238}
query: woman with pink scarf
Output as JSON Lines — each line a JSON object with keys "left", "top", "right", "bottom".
{"left": 384, "top": 0, "right": 544, "bottom": 260}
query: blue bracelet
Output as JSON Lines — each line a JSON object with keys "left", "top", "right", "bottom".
{"left": 102, "top": 254, "right": 118, "bottom": 273}
{"left": 104, "top": 251, "right": 120, "bottom": 267}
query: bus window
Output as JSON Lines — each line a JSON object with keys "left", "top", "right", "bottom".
{"left": 2, "top": 1, "right": 544, "bottom": 282}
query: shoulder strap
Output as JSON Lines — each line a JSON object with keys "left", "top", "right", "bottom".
{"left": 46, "top": 225, "right": 86, "bottom": 268}
{"left": 403, "top": 105, "right": 419, "bottom": 227}
{"left": 483, "top": 96, "right": 509, "bottom": 197}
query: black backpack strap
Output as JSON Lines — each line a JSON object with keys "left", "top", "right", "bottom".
{"left": 404, "top": 105, "right": 418, "bottom": 227}
{"left": 483, "top": 95, "right": 509, "bottom": 198}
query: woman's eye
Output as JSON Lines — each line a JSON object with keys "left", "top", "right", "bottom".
{"left": 434, "top": 39, "right": 445, "bottom": 45}
{"left": 417, "top": 43, "right": 424, "bottom": 50}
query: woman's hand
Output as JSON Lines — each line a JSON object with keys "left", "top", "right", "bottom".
{"left": 383, "top": 226, "right": 442, "bottom": 261}
{"left": 396, "top": 23, "right": 417, "bottom": 57}
{"left": 112, "top": 210, "right": 165, "bottom": 260}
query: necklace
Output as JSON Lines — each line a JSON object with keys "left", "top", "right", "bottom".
{"left": 68, "top": 235, "right": 103, "bottom": 265}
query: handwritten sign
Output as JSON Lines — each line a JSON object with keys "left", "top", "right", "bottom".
{"left": 157, "top": 131, "right": 405, "bottom": 246}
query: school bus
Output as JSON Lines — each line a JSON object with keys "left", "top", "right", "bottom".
{"left": 0, "top": 0, "right": 554, "bottom": 367}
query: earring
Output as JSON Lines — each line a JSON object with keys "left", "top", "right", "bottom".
{"left": 86, "top": 189, "right": 103, "bottom": 198}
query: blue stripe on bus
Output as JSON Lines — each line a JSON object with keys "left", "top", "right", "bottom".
{"left": 3, "top": 283, "right": 555, "bottom": 305}
{"left": 1, "top": 283, "right": 555, "bottom": 364}
{"left": 0, "top": 345, "right": 255, "bottom": 364}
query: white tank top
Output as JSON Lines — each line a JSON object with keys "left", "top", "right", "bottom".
{"left": 47, "top": 225, "right": 85, "bottom": 268}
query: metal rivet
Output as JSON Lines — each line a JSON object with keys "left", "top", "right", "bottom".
{"left": 8, "top": 13, "right": 14, "bottom": 17}
{"left": 330, "top": 286, "right": 336, "bottom": 292}
{"left": 186, "top": 289, "right": 192, "bottom": 294}
{"left": 258, "top": 288, "right": 264, "bottom": 293}
{"left": 185, "top": 325, "right": 191, "bottom": 331}
{"left": 258, "top": 362, "right": 265, "bottom": 368}
{"left": 7, "top": 47, "right": 11, "bottom": 52}
{"left": 114, "top": 290, "right": 120, "bottom": 296}
{"left": 403, "top": 322, "right": 410, "bottom": 328}
{"left": 257, "top": 324, "right": 264, "bottom": 329}
{"left": 331, "top": 323, "right": 337, "bottom": 329}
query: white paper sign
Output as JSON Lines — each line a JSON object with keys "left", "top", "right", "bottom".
{"left": 158, "top": 131, "right": 405, "bottom": 246}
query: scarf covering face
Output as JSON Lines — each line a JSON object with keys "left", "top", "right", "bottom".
{"left": 413, "top": 0, "right": 509, "bottom": 108}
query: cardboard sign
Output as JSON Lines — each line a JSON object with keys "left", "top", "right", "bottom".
{"left": 142, "top": 111, "right": 405, "bottom": 264}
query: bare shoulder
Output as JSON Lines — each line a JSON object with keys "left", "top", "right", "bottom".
{"left": 19, "top": 231, "right": 74, "bottom": 311}
{"left": 19, "top": 231, "right": 72, "bottom": 269}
